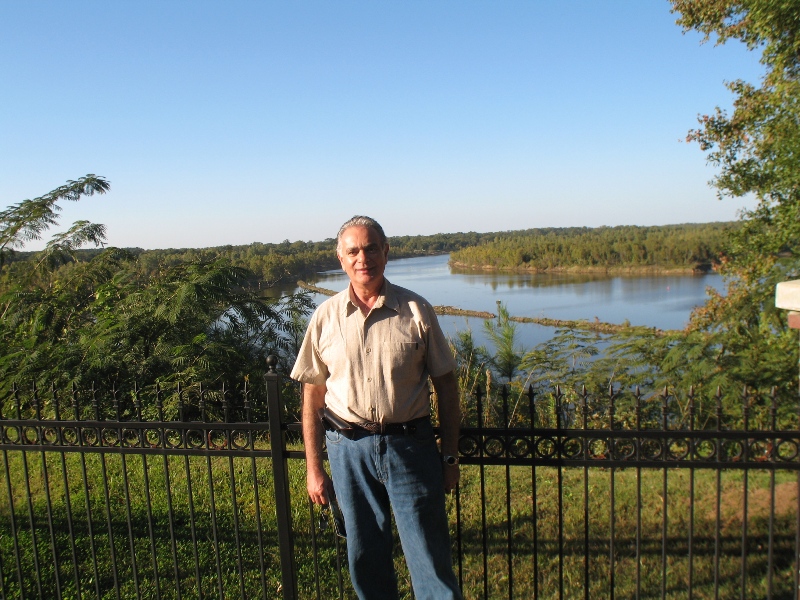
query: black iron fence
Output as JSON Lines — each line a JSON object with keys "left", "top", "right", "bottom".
{"left": 0, "top": 366, "right": 798, "bottom": 599}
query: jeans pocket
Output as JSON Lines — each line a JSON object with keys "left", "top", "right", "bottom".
{"left": 324, "top": 429, "right": 342, "bottom": 445}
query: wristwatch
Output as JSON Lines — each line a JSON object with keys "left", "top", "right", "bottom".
{"left": 442, "top": 454, "right": 459, "bottom": 466}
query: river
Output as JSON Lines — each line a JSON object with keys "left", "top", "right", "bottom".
{"left": 275, "top": 254, "right": 723, "bottom": 350}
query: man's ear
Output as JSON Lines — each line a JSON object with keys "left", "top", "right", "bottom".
{"left": 384, "top": 244, "right": 390, "bottom": 260}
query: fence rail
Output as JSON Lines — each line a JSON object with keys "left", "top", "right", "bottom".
{"left": 0, "top": 371, "right": 798, "bottom": 599}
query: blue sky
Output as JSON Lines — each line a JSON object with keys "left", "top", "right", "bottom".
{"left": 1, "top": 1, "right": 763, "bottom": 250}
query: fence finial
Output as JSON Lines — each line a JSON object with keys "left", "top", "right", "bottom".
{"left": 266, "top": 355, "right": 278, "bottom": 374}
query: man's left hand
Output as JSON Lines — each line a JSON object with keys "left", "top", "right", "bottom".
{"left": 443, "top": 463, "right": 460, "bottom": 494}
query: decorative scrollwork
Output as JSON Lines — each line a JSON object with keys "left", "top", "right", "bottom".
{"left": 458, "top": 435, "right": 479, "bottom": 457}
{"left": 61, "top": 427, "right": 80, "bottom": 446}
{"left": 145, "top": 429, "right": 162, "bottom": 448}
{"left": 536, "top": 437, "right": 557, "bottom": 459}
{"left": 748, "top": 439, "right": 773, "bottom": 461}
{"left": 82, "top": 428, "right": 100, "bottom": 447}
{"left": 230, "top": 430, "right": 250, "bottom": 450}
{"left": 102, "top": 429, "right": 120, "bottom": 447}
{"left": 41, "top": 427, "right": 58, "bottom": 445}
{"left": 640, "top": 439, "right": 663, "bottom": 461}
{"left": 22, "top": 426, "right": 39, "bottom": 445}
{"left": 121, "top": 429, "right": 141, "bottom": 448}
{"left": 2, "top": 426, "right": 21, "bottom": 444}
{"left": 776, "top": 439, "right": 799, "bottom": 462}
{"left": 164, "top": 429, "right": 182, "bottom": 449}
{"left": 721, "top": 440, "right": 744, "bottom": 462}
{"left": 562, "top": 437, "right": 583, "bottom": 459}
{"left": 186, "top": 429, "right": 205, "bottom": 449}
{"left": 484, "top": 436, "right": 505, "bottom": 458}
{"left": 694, "top": 439, "right": 716, "bottom": 460}
{"left": 613, "top": 439, "right": 636, "bottom": 460}
{"left": 208, "top": 429, "right": 228, "bottom": 450}
{"left": 587, "top": 439, "right": 608, "bottom": 459}
{"left": 668, "top": 438, "right": 691, "bottom": 460}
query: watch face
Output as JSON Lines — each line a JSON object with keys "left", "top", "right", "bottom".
{"left": 444, "top": 455, "right": 458, "bottom": 465}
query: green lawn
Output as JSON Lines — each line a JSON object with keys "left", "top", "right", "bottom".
{"left": 0, "top": 448, "right": 796, "bottom": 599}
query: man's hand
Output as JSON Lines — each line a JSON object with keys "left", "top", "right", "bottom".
{"left": 442, "top": 463, "right": 460, "bottom": 494}
{"left": 307, "top": 464, "right": 333, "bottom": 505}
{"left": 431, "top": 370, "right": 461, "bottom": 495}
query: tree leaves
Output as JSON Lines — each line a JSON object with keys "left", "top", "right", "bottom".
{"left": 0, "top": 177, "right": 313, "bottom": 408}
{"left": 0, "top": 175, "right": 109, "bottom": 267}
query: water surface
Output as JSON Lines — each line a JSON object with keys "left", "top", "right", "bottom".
{"left": 285, "top": 254, "right": 723, "bottom": 350}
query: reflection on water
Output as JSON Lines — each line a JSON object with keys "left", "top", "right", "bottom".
{"left": 449, "top": 267, "right": 613, "bottom": 290}
{"left": 268, "top": 254, "right": 724, "bottom": 350}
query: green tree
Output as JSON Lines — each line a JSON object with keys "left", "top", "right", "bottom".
{"left": 0, "top": 177, "right": 314, "bottom": 410}
{"left": 660, "top": 0, "right": 800, "bottom": 397}
{"left": 483, "top": 302, "right": 525, "bottom": 382}
{"left": 0, "top": 175, "right": 109, "bottom": 270}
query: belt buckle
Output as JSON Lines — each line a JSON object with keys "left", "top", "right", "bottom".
{"left": 361, "top": 421, "right": 381, "bottom": 434}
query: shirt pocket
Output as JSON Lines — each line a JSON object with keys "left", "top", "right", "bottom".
{"left": 380, "top": 342, "right": 425, "bottom": 389}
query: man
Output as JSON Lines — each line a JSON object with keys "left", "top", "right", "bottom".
{"left": 291, "top": 215, "right": 463, "bottom": 600}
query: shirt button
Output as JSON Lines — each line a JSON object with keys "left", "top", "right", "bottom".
{"left": 366, "top": 348, "right": 371, "bottom": 354}
{"left": 367, "top": 377, "right": 372, "bottom": 382}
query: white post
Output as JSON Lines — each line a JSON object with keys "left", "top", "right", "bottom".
{"left": 776, "top": 280, "right": 800, "bottom": 329}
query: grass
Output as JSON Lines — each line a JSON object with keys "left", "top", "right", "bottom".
{"left": 0, "top": 445, "right": 797, "bottom": 599}
{"left": 452, "top": 464, "right": 797, "bottom": 599}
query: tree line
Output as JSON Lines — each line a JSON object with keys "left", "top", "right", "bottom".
{"left": 132, "top": 231, "right": 499, "bottom": 284}
{"left": 2, "top": 222, "right": 731, "bottom": 292}
{"left": 448, "top": 223, "right": 733, "bottom": 272}
{"left": 3, "top": 230, "right": 517, "bottom": 288}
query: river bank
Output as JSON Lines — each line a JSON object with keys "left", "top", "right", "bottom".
{"left": 448, "top": 260, "right": 713, "bottom": 275}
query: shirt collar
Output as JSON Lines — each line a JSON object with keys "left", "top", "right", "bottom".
{"left": 344, "top": 279, "right": 399, "bottom": 315}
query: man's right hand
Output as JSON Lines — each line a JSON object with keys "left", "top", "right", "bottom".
{"left": 307, "top": 466, "right": 333, "bottom": 506}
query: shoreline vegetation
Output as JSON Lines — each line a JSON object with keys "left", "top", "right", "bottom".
{"left": 448, "top": 223, "right": 731, "bottom": 274}
{"left": 6, "top": 222, "right": 732, "bottom": 287}
{"left": 448, "top": 261, "right": 705, "bottom": 274}
{"left": 297, "top": 281, "right": 671, "bottom": 336}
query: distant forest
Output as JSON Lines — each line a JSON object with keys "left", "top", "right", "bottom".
{"left": 4, "top": 223, "right": 733, "bottom": 288}
{"left": 4, "top": 231, "right": 506, "bottom": 286}
{"left": 128, "top": 231, "right": 505, "bottom": 284}
{"left": 448, "top": 223, "right": 734, "bottom": 273}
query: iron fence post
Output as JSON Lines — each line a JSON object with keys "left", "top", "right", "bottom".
{"left": 265, "top": 356, "right": 298, "bottom": 600}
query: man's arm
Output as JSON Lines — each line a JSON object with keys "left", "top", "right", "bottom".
{"left": 301, "top": 382, "right": 332, "bottom": 505}
{"left": 431, "top": 370, "right": 461, "bottom": 493}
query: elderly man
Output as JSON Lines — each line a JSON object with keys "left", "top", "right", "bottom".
{"left": 290, "top": 215, "right": 463, "bottom": 599}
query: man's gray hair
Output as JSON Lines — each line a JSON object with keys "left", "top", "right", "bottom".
{"left": 336, "top": 216, "right": 388, "bottom": 250}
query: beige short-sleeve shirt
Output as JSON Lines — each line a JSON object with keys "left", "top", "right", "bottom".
{"left": 290, "top": 279, "right": 457, "bottom": 425}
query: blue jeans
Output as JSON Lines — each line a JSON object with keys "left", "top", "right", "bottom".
{"left": 325, "top": 418, "right": 462, "bottom": 600}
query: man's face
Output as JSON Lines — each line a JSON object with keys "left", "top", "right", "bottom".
{"left": 337, "top": 225, "right": 389, "bottom": 290}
